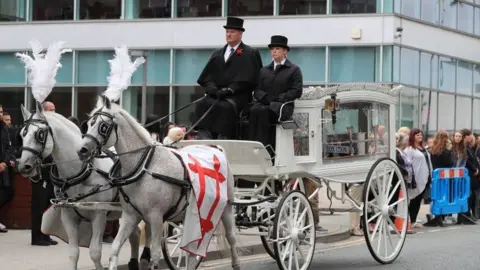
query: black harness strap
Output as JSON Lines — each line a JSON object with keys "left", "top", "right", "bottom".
{"left": 162, "top": 152, "right": 191, "bottom": 221}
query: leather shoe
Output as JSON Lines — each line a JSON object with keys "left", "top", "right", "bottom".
{"left": 48, "top": 238, "right": 58, "bottom": 245}
{"left": 32, "top": 240, "right": 51, "bottom": 246}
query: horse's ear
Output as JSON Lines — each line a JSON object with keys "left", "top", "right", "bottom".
{"left": 20, "top": 104, "right": 31, "bottom": 121}
{"left": 102, "top": 95, "right": 111, "bottom": 109}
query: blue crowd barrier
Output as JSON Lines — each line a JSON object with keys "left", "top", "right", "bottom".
{"left": 430, "top": 167, "right": 470, "bottom": 216}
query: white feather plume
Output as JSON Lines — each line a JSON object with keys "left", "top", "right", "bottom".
{"left": 16, "top": 40, "right": 72, "bottom": 103}
{"left": 103, "top": 45, "right": 146, "bottom": 102}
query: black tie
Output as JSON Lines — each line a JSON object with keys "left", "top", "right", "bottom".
{"left": 274, "top": 64, "right": 281, "bottom": 72}
{"left": 226, "top": 48, "right": 234, "bottom": 62}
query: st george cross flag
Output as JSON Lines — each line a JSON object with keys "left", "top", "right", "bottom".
{"left": 172, "top": 145, "right": 229, "bottom": 257}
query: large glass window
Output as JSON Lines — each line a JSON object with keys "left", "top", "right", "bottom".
{"left": 474, "top": 64, "right": 480, "bottom": 97}
{"left": 441, "top": 0, "right": 457, "bottom": 29}
{"left": 122, "top": 87, "right": 142, "bottom": 121}
{"left": 36, "top": 87, "right": 72, "bottom": 117}
{"left": 125, "top": 0, "right": 172, "bottom": 18}
{"left": 420, "top": 52, "right": 438, "bottom": 89}
{"left": 177, "top": 0, "right": 222, "bottom": 17}
{"left": 437, "top": 93, "right": 455, "bottom": 132}
{"left": 288, "top": 48, "right": 326, "bottom": 83}
{"left": 331, "top": 0, "right": 376, "bottom": 14}
{"left": 146, "top": 86, "right": 169, "bottom": 121}
{"left": 456, "top": 61, "right": 473, "bottom": 95}
{"left": 32, "top": 0, "right": 74, "bottom": 20}
{"left": 79, "top": 0, "right": 122, "bottom": 19}
{"left": 475, "top": 7, "right": 480, "bottom": 35}
{"left": 421, "top": 0, "right": 439, "bottom": 23}
{"left": 75, "top": 87, "right": 105, "bottom": 122}
{"left": 419, "top": 90, "right": 437, "bottom": 135}
{"left": 76, "top": 51, "right": 113, "bottom": 85}
{"left": 400, "top": 47, "right": 419, "bottom": 86}
{"left": 0, "top": 52, "right": 25, "bottom": 85}
{"left": 458, "top": 2, "right": 474, "bottom": 34}
{"left": 131, "top": 50, "right": 170, "bottom": 85}
{"left": 0, "top": 87, "right": 24, "bottom": 129}
{"left": 399, "top": 88, "right": 419, "bottom": 128}
{"left": 321, "top": 101, "right": 390, "bottom": 164}
{"left": 473, "top": 99, "right": 480, "bottom": 131}
{"left": 228, "top": 0, "right": 273, "bottom": 16}
{"left": 393, "top": 46, "right": 400, "bottom": 82}
{"left": 401, "top": 0, "right": 420, "bottom": 18}
{"left": 279, "top": 0, "right": 326, "bottom": 15}
{"left": 380, "top": 46, "right": 393, "bottom": 82}
{"left": 329, "top": 47, "right": 376, "bottom": 83}
{"left": 439, "top": 57, "right": 456, "bottom": 92}
{"left": 257, "top": 48, "right": 272, "bottom": 66}
{"left": 173, "top": 49, "right": 215, "bottom": 84}
{"left": 0, "top": 0, "right": 26, "bottom": 21}
{"left": 173, "top": 86, "right": 204, "bottom": 125}
{"left": 456, "top": 96, "right": 472, "bottom": 130}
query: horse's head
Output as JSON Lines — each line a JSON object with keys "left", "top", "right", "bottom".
{"left": 77, "top": 95, "right": 119, "bottom": 161}
{"left": 17, "top": 102, "right": 54, "bottom": 177}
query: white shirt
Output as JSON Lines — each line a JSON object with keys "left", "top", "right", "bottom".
{"left": 224, "top": 43, "right": 240, "bottom": 62}
{"left": 274, "top": 58, "right": 287, "bottom": 70}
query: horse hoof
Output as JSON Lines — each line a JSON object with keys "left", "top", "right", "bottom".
{"left": 139, "top": 259, "right": 149, "bottom": 270}
{"left": 232, "top": 264, "right": 240, "bottom": 270}
{"left": 128, "top": 259, "right": 139, "bottom": 270}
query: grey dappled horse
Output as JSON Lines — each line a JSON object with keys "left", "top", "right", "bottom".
{"left": 76, "top": 96, "right": 240, "bottom": 270}
{"left": 17, "top": 102, "right": 146, "bottom": 270}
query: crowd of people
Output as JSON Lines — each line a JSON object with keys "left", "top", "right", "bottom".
{"left": 396, "top": 127, "right": 479, "bottom": 229}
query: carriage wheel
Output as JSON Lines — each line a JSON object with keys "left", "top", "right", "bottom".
{"left": 362, "top": 157, "right": 408, "bottom": 264}
{"left": 258, "top": 208, "right": 276, "bottom": 259}
{"left": 272, "top": 190, "right": 316, "bottom": 270}
{"left": 161, "top": 221, "right": 203, "bottom": 270}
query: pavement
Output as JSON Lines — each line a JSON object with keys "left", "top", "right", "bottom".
{"left": 0, "top": 211, "right": 351, "bottom": 270}
{"left": 0, "top": 184, "right": 441, "bottom": 270}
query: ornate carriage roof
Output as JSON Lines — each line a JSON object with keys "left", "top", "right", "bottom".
{"left": 299, "top": 83, "right": 403, "bottom": 100}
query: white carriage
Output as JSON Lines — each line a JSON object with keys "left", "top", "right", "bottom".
{"left": 59, "top": 83, "right": 409, "bottom": 270}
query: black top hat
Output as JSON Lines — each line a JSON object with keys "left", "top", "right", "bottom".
{"left": 268, "top": 35, "right": 289, "bottom": 51}
{"left": 223, "top": 17, "right": 245, "bottom": 32}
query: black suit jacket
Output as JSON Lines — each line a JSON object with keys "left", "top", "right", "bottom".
{"left": 253, "top": 59, "right": 303, "bottom": 120}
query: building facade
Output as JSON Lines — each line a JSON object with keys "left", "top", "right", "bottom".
{"left": 0, "top": 0, "right": 479, "bottom": 137}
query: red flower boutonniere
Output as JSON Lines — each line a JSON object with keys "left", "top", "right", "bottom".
{"left": 236, "top": 49, "right": 243, "bottom": 55}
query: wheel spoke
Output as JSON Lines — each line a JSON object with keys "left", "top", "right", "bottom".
{"left": 376, "top": 218, "right": 384, "bottom": 254}
{"left": 288, "top": 242, "right": 294, "bottom": 270}
{"left": 370, "top": 215, "right": 383, "bottom": 240}
{"left": 386, "top": 180, "right": 402, "bottom": 203}
{"left": 386, "top": 216, "right": 402, "bottom": 238}
{"left": 295, "top": 208, "right": 308, "bottom": 227}
{"left": 389, "top": 197, "right": 406, "bottom": 209}
{"left": 367, "top": 211, "right": 382, "bottom": 224}
{"left": 281, "top": 240, "right": 293, "bottom": 261}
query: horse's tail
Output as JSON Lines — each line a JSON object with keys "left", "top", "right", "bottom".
{"left": 215, "top": 162, "right": 248, "bottom": 258}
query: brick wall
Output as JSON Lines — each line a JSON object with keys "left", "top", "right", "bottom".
{"left": 0, "top": 173, "right": 32, "bottom": 229}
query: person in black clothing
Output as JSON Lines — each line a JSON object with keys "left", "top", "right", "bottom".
{"left": 0, "top": 107, "right": 16, "bottom": 233}
{"left": 458, "top": 129, "right": 479, "bottom": 225}
{"left": 28, "top": 102, "right": 58, "bottom": 245}
{"left": 425, "top": 130, "right": 454, "bottom": 227}
{"left": 248, "top": 35, "right": 303, "bottom": 158}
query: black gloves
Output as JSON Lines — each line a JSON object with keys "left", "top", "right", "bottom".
{"left": 259, "top": 95, "right": 270, "bottom": 105}
{"left": 216, "top": 88, "right": 234, "bottom": 99}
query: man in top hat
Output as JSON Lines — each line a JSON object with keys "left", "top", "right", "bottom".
{"left": 248, "top": 35, "right": 303, "bottom": 154}
{"left": 193, "top": 16, "right": 263, "bottom": 139}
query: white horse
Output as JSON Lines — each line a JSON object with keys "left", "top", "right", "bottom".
{"left": 76, "top": 95, "right": 240, "bottom": 270}
{"left": 17, "top": 102, "right": 148, "bottom": 270}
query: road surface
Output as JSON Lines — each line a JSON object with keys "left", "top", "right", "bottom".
{"left": 198, "top": 224, "right": 479, "bottom": 270}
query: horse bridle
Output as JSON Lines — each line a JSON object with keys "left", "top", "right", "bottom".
{"left": 80, "top": 109, "right": 118, "bottom": 155}
{"left": 18, "top": 114, "right": 53, "bottom": 159}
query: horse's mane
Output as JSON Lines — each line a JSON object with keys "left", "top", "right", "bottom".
{"left": 42, "top": 111, "right": 82, "bottom": 135}
{"left": 90, "top": 96, "right": 152, "bottom": 143}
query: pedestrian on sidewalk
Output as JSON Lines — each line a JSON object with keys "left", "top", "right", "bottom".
{"left": 457, "top": 129, "right": 479, "bottom": 225}
{"left": 425, "top": 130, "right": 453, "bottom": 227}
{"left": 404, "top": 129, "right": 432, "bottom": 229}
